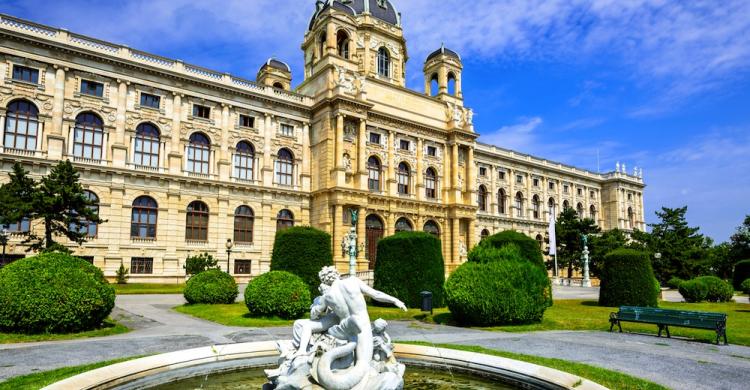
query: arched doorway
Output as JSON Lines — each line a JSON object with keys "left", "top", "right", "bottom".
{"left": 365, "top": 214, "right": 384, "bottom": 270}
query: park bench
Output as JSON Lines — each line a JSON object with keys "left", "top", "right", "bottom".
{"left": 609, "top": 306, "right": 728, "bottom": 345}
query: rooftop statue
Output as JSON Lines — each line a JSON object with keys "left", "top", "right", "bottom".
{"left": 265, "top": 266, "right": 407, "bottom": 390}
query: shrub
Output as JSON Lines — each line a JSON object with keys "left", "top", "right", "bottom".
{"left": 116, "top": 263, "right": 129, "bottom": 285}
{"left": 733, "top": 260, "right": 750, "bottom": 289}
{"left": 184, "top": 253, "right": 219, "bottom": 276}
{"left": 245, "top": 271, "right": 310, "bottom": 319}
{"left": 667, "top": 277, "right": 684, "bottom": 290}
{"left": 0, "top": 253, "right": 115, "bottom": 333}
{"left": 679, "top": 279, "right": 709, "bottom": 303}
{"left": 445, "top": 247, "right": 551, "bottom": 326}
{"left": 471, "top": 230, "right": 544, "bottom": 269}
{"left": 741, "top": 279, "right": 750, "bottom": 294}
{"left": 271, "top": 227, "right": 333, "bottom": 298}
{"left": 183, "top": 269, "right": 238, "bottom": 304}
{"left": 598, "top": 249, "right": 659, "bottom": 307}
{"left": 373, "top": 231, "right": 446, "bottom": 308}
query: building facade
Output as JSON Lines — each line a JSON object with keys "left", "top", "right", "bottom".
{"left": 0, "top": 1, "right": 645, "bottom": 282}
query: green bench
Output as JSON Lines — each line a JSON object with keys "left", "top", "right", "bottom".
{"left": 609, "top": 306, "right": 728, "bottom": 345}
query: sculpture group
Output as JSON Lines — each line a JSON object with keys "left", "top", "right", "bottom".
{"left": 265, "top": 266, "right": 407, "bottom": 390}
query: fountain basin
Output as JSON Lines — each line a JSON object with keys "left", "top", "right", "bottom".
{"left": 42, "top": 341, "right": 608, "bottom": 390}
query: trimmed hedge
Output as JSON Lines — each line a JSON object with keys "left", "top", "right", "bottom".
{"left": 741, "top": 279, "right": 750, "bottom": 294}
{"left": 244, "top": 271, "right": 310, "bottom": 319}
{"left": 667, "top": 277, "right": 684, "bottom": 290}
{"left": 679, "top": 276, "right": 733, "bottom": 303}
{"left": 183, "top": 269, "right": 238, "bottom": 304}
{"left": 445, "top": 246, "right": 551, "bottom": 326}
{"left": 733, "top": 260, "right": 750, "bottom": 289}
{"left": 470, "top": 230, "right": 544, "bottom": 269}
{"left": 271, "top": 226, "right": 333, "bottom": 298}
{"left": 0, "top": 253, "right": 115, "bottom": 333}
{"left": 598, "top": 249, "right": 659, "bottom": 308}
{"left": 373, "top": 231, "right": 446, "bottom": 308}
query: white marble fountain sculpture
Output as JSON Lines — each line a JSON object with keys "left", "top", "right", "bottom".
{"left": 264, "top": 266, "right": 407, "bottom": 390}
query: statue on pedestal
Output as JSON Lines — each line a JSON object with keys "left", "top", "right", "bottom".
{"left": 265, "top": 266, "right": 407, "bottom": 390}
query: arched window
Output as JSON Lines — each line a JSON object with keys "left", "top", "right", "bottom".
{"left": 563, "top": 200, "right": 570, "bottom": 210}
{"left": 133, "top": 123, "right": 160, "bottom": 168}
{"left": 447, "top": 72, "right": 457, "bottom": 96}
{"left": 4, "top": 100, "right": 39, "bottom": 151}
{"left": 425, "top": 167, "right": 437, "bottom": 199}
{"left": 536, "top": 234, "right": 544, "bottom": 249}
{"left": 627, "top": 207, "right": 635, "bottom": 229}
{"left": 548, "top": 198, "right": 556, "bottom": 214}
{"left": 275, "top": 148, "right": 294, "bottom": 186}
{"left": 590, "top": 205, "right": 598, "bottom": 222}
{"left": 73, "top": 112, "right": 104, "bottom": 160}
{"left": 397, "top": 162, "right": 410, "bottom": 195}
{"left": 337, "top": 30, "right": 350, "bottom": 59}
{"left": 481, "top": 229, "right": 490, "bottom": 240}
{"left": 377, "top": 47, "right": 391, "bottom": 78}
{"left": 477, "top": 185, "right": 488, "bottom": 211}
{"left": 185, "top": 201, "right": 209, "bottom": 241}
{"left": 429, "top": 74, "right": 439, "bottom": 97}
{"left": 234, "top": 206, "right": 254, "bottom": 244}
{"left": 186, "top": 133, "right": 211, "bottom": 174}
{"left": 576, "top": 203, "right": 585, "bottom": 218}
{"left": 366, "top": 214, "right": 385, "bottom": 269}
{"left": 367, "top": 156, "right": 381, "bottom": 192}
{"left": 71, "top": 190, "right": 99, "bottom": 237}
{"left": 273, "top": 82, "right": 284, "bottom": 90}
{"left": 498, "top": 189, "right": 506, "bottom": 214}
{"left": 234, "top": 141, "right": 255, "bottom": 181}
{"left": 319, "top": 31, "right": 327, "bottom": 59}
{"left": 131, "top": 196, "right": 158, "bottom": 239}
{"left": 277, "top": 209, "right": 295, "bottom": 230}
{"left": 424, "top": 220, "right": 440, "bottom": 237}
{"left": 395, "top": 217, "right": 413, "bottom": 232}
{"left": 515, "top": 192, "right": 524, "bottom": 218}
{"left": 532, "top": 195, "right": 541, "bottom": 219}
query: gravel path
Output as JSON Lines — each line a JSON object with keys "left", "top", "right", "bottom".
{"left": 1, "top": 289, "right": 749, "bottom": 389}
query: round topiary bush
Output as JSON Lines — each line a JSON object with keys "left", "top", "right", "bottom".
{"left": 667, "top": 277, "right": 685, "bottom": 290}
{"left": 733, "top": 260, "right": 750, "bottom": 289}
{"left": 679, "top": 279, "right": 709, "bottom": 303}
{"left": 0, "top": 252, "right": 115, "bottom": 334}
{"left": 183, "top": 269, "right": 238, "bottom": 304}
{"left": 741, "top": 279, "right": 750, "bottom": 294}
{"left": 271, "top": 226, "right": 333, "bottom": 298}
{"left": 470, "top": 230, "right": 544, "bottom": 269}
{"left": 244, "top": 271, "right": 311, "bottom": 319}
{"left": 373, "top": 231, "right": 445, "bottom": 308}
{"left": 598, "top": 249, "right": 660, "bottom": 307}
{"left": 445, "top": 247, "right": 551, "bottom": 326}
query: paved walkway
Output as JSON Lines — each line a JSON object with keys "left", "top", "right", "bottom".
{"left": 1, "top": 290, "right": 749, "bottom": 389}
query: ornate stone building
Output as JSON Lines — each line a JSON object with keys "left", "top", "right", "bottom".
{"left": 0, "top": 1, "right": 645, "bottom": 282}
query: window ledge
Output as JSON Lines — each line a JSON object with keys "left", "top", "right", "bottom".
{"left": 134, "top": 104, "right": 165, "bottom": 115}
{"left": 6, "top": 78, "right": 43, "bottom": 90}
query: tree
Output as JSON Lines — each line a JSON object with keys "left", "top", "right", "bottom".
{"left": 707, "top": 242, "right": 732, "bottom": 280}
{"left": 0, "top": 161, "right": 103, "bottom": 251}
{"left": 554, "top": 207, "right": 601, "bottom": 278}
{"left": 588, "top": 228, "right": 629, "bottom": 277}
{"left": 631, "top": 206, "right": 708, "bottom": 283}
{"left": 729, "top": 215, "right": 750, "bottom": 263}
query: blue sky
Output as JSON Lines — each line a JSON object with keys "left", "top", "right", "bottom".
{"left": 4, "top": 0, "right": 749, "bottom": 241}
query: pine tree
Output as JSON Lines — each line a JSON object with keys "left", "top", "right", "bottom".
{"left": 555, "top": 207, "right": 601, "bottom": 278}
{"left": 729, "top": 215, "right": 750, "bottom": 263}
{"left": 0, "top": 163, "right": 37, "bottom": 227}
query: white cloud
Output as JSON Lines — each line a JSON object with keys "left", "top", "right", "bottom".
{"left": 480, "top": 116, "right": 543, "bottom": 151}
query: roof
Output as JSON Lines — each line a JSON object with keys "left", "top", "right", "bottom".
{"left": 261, "top": 58, "right": 291, "bottom": 73}
{"left": 426, "top": 43, "right": 461, "bottom": 62}
{"left": 309, "top": 0, "right": 401, "bottom": 30}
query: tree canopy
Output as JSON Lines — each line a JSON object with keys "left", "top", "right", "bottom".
{"left": 553, "top": 207, "right": 601, "bottom": 278}
{"left": 729, "top": 215, "right": 750, "bottom": 263}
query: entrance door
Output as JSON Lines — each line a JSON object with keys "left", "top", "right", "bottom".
{"left": 365, "top": 215, "right": 384, "bottom": 270}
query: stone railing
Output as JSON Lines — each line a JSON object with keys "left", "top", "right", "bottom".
{"left": 0, "top": 14, "right": 313, "bottom": 107}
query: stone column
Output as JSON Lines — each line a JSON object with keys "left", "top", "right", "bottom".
{"left": 387, "top": 130, "right": 396, "bottom": 195}
{"left": 168, "top": 93, "right": 183, "bottom": 174}
{"left": 218, "top": 104, "right": 231, "bottom": 180}
{"left": 508, "top": 168, "right": 515, "bottom": 217}
{"left": 357, "top": 119, "right": 367, "bottom": 190}
{"left": 335, "top": 114, "right": 344, "bottom": 169}
{"left": 356, "top": 206, "right": 366, "bottom": 270}
{"left": 442, "top": 143, "right": 451, "bottom": 199}
{"left": 301, "top": 123, "right": 311, "bottom": 191}
{"left": 488, "top": 165, "right": 496, "bottom": 214}
{"left": 48, "top": 66, "right": 67, "bottom": 160}
{"left": 451, "top": 218, "right": 460, "bottom": 264}
{"left": 416, "top": 138, "right": 424, "bottom": 201}
{"left": 465, "top": 146, "right": 475, "bottom": 204}
{"left": 438, "top": 66, "right": 448, "bottom": 95}
{"left": 326, "top": 22, "right": 336, "bottom": 55}
{"left": 363, "top": 34, "right": 371, "bottom": 75}
{"left": 333, "top": 204, "right": 343, "bottom": 268}
{"left": 451, "top": 143, "right": 459, "bottom": 199}
{"left": 111, "top": 80, "right": 129, "bottom": 168}
{"left": 262, "top": 113, "right": 274, "bottom": 186}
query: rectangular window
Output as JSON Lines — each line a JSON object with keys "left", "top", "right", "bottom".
{"left": 12, "top": 65, "right": 39, "bottom": 83}
{"left": 77, "top": 256, "right": 95, "bottom": 264}
{"left": 280, "top": 123, "right": 294, "bottom": 136}
{"left": 193, "top": 104, "right": 210, "bottom": 119}
{"left": 4, "top": 219, "right": 30, "bottom": 233}
{"left": 427, "top": 146, "right": 437, "bottom": 156}
{"left": 590, "top": 191, "right": 596, "bottom": 199}
{"left": 498, "top": 171, "right": 505, "bottom": 180}
{"left": 563, "top": 185, "right": 569, "bottom": 194}
{"left": 549, "top": 181, "right": 555, "bottom": 190}
{"left": 80, "top": 80, "right": 104, "bottom": 97}
{"left": 240, "top": 115, "right": 255, "bottom": 128}
{"left": 516, "top": 175, "right": 523, "bottom": 184}
{"left": 399, "top": 140, "right": 410, "bottom": 151}
{"left": 369, "top": 132, "right": 381, "bottom": 144}
{"left": 628, "top": 193, "right": 633, "bottom": 201}
{"left": 533, "top": 178, "right": 540, "bottom": 187}
{"left": 479, "top": 167, "right": 487, "bottom": 177}
{"left": 131, "top": 257, "right": 153, "bottom": 274}
{"left": 140, "top": 93, "right": 160, "bottom": 109}
{"left": 577, "top": 188, "right": 583, "bottom": 196}
{"left": 234, "top": 260, "right": 252, "bottom": 275}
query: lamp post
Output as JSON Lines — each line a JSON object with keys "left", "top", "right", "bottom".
{"left": 0, "top": 228, "right": 8, "bottom": 267}
{"left": 225, "top": 238, "right": 234, "bottom": 274}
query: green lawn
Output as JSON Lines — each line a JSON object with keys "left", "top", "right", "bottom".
{"left": 0, "top": 319, "right": 128, "bottom": 344}
{"left": 113, "top": 283, "right": 185, "bottom": 295}
{"left": 402, "top": 342, "right": 667, "bottom": 390}
{"left": 0, "top": 356, "right": 145, "bottom": 390}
